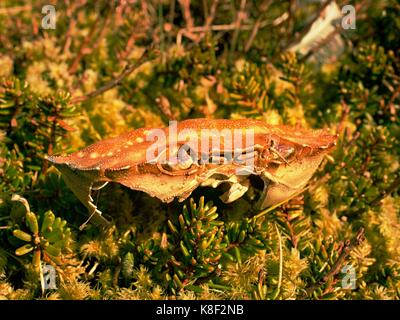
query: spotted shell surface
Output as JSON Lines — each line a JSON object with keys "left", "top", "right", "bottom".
{"left": 47, "top": 119, "right": 337, "bottom": 225}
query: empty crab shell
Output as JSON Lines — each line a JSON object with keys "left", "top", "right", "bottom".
{"left": 46, "top": 118, "right": 337, "bottom": 225}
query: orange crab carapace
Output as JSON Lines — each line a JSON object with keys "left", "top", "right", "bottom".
{"left": 47, "top": 119, "right": 337, "bottom": 225}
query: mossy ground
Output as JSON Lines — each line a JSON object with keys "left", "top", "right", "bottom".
{"left": 0, "top": 0, "right": 399, "bottom": 300}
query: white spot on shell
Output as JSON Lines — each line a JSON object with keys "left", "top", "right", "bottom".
{"left": 77, "top": 152, "right": 84, "bottom": 158}
{"left": 127, "top": 141, "right": 134, "bottom": 146}
{"left": 107, "top": 151, "right": 113, "bottom": 157}
{"left": 89, "top": 152, "right": 99, "bottom": 159}
{"left": 136, "top": 137, "right": 144, "bottom": 143}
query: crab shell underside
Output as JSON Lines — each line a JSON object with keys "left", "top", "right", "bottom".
{"left": 46, "top": 119, "right": 337, "bottom": 225}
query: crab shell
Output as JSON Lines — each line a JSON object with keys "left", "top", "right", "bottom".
{"left": 46, "top": 119, "right": 337, "bottom": 225}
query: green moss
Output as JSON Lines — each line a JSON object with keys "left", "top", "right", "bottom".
{"left": 0, "top": 0, "right": 399, "bottom": 300}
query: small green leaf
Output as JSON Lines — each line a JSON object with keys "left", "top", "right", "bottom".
{"left": 13, "top": 229, "right": 32, "bottom": 242}
{"left": 26, "top": 211, "right": 39, "bottom": 234}
{"left": 15, "top": 244, "right": 34, "bottom": 256}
